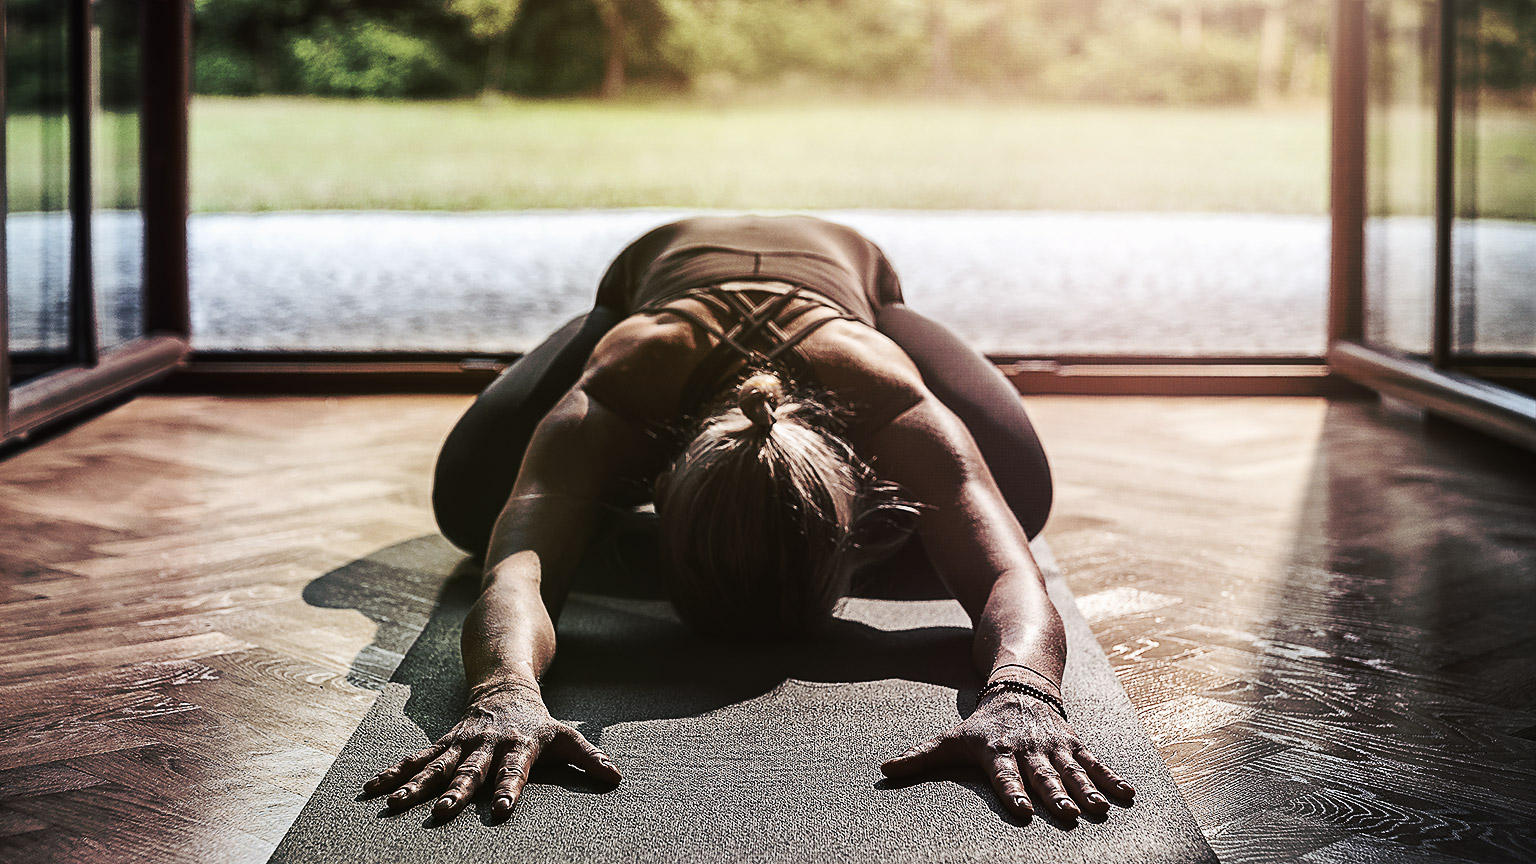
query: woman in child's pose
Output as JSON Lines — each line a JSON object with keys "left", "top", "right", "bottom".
{"left": 365, "top": 215, "right": 1134, "bottom": 823}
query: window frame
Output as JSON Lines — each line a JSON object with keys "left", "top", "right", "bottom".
{"left": 1327, "top": 0, "right": 1536, "bottom": 452}
{"left": 1, "top": 0, "right": 190, "bottom": 447}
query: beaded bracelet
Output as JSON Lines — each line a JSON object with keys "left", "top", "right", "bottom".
{"left": 978, "top": 679, "right": 1068, "bottom": 721}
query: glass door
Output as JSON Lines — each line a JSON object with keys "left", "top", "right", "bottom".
{"left": 1362, "top": 0, "right": 1437, "bottom": 358}
{"left": 2, "top": 0, "right": 190, "bottom": 446}
{"left": 1329, "top": 0, "right": 1536, "bottom": 450}
{"left": 92, "top": 0, "right": 145, "bottom": 354}
{"left": 6, "top": 0, "right": 78, "bottom": 385}
{"left": 1449, "top": 0, "right": 1535, "bottom": 392}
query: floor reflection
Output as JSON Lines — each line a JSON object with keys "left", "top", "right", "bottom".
{"left": 1211, "top": 401, "right": 1536, "bottom": 862}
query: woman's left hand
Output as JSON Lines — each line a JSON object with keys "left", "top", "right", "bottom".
{"left": 880, "top": 687, "right": 1134, "bottom": 821}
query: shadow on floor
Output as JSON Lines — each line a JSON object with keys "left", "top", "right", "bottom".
{"left": 300, "top": 533, "right": 474, "bottom": 693}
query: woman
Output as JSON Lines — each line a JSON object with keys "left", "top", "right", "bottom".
{"left": 362, "top": 215, "right": 1134, "bottom": 823}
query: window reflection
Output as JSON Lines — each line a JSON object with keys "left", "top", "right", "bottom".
{"left": 93, "top": 0, "right": 145, "bottom": 352}
{"left": 6, "top": 0, "right": 75, "bottom": 383}
{"left": 1364, "top": 0, "right": 1438, "bottom": 357}
{"left": 1452, "top": 0, "right": 1535, "bottom": 359}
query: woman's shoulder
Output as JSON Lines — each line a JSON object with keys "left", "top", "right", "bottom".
{"left": 578, "top": 314, "right": 708, "bottom": 424}
{"left": 800, "top": 321, "right": 930, "bottom": 436}
{"left": 577, "top": 312, "right": 935, "bottom": 438}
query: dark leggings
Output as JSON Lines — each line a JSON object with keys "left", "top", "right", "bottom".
{"left": 432, "top": 303, "right": 1052, "bottom": 559}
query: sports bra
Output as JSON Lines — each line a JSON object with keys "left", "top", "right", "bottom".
{"left": 592, "top": 215, "right": 905, "bottom": 424}
{"left": 595, "top": 216, "right": 902, "bottom": 326}
{"left": 636, "top": 281, "right": 862, "bottom": 419}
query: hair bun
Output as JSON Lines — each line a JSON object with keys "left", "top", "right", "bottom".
{"left": 737, "top": 372, "right": 784, "bottom": 428}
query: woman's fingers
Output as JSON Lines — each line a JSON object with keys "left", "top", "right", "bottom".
{"left": 380, "top": 725, "right": 624, "bottom": 821}
{"left": 986, "top": 751, "right": 1034, "bottom": 819}
{"left": 363, "top": 742, "right": 444, "bottom": 798}
{"left": 491, "top": 741, "right": 540, "bottom": 819}
{"left": 549, "top": 726, "right": 623, "bottom": 784}
{"left": 1075, "top": 746, "right": 1135, "bottom": 802}
{"left": 1053, "top": 750, "right": 1110, "bottom": 816}
{"left": 881, "top": 735, "right": 962, "bottom": 779}
{"left": 387, "top": 743, "right": 464, "bottom": 811}
{"left": 432, "top": 743, "right": 497, "bottom": 820}
{"left": 1021, "top": 751, "right": 1080, "bottom": 820}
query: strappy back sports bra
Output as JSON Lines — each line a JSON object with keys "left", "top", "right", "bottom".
{"left": 635, "top": 281, "right": 862, "bottom": 418}
{"left": 593, "top": 216, "right": 905, "bottom": 424}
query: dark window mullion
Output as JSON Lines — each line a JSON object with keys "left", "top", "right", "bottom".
{"left": 1328, "top": 0, "right": 1367, "bottom": 348}
{"left": 68, "top": 0, "right": 97, "bottom": 368}
{"left": 1, "top": 0, "right": 10, "bottom": 434}
{"left": 140, "top": 0, "right": 189, "bottom": 340}
{"left": 1430, "top": 0, "right": 1455, "bottom": 369}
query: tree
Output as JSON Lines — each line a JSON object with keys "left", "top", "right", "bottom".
{"left": 929, "top": 0, "right": 953, "bottom": 94}
{"left": 446, "top": 0, "right": 523, "bottom": 96}
{"left": 593, "top": 0, "right": 626, "bottom": 98}
{"left": 194, "top": 0, "right": 312, "bottom": 92}
{"left": 1253, "top": 0, "right": 1282, "bottom": 102}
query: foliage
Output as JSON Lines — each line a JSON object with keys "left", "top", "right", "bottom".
{"left": 183, "top": 0, "right": 1351, "bottom": 103}
{"left": 654, "top": 0, "right": 927, "bottom": 92}
{"left": 447, "top": 0, "right": 522, "bottom": 41}
{"left": 4, "top": 0, "right": 71, "bottom": 111}
{"left": 502, "top": 0, "right": 609, "bottom": 95}
{"left": 194, "top": 44, "right": 262, "bottom": 95}
{"left": 1043, "top": 17, "right": 1259, "bottom": 103}
{"left": 1462, "top": 0, "right": 1536, "bottom": 97}
{"left": 290, "top": 20, "right": 456, "bottom": 97}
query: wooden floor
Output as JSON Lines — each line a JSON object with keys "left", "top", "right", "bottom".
{"left": 1, "top": 394, "right": 1532, "bottom": 862}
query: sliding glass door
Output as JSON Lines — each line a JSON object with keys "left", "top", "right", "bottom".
{"left": 1450, "top": 0, "right": 1536, "bottom": 385}
{"left": 92, "top": 0, "right": 146, "bottom": 354}
{"left": 1329, "top": 0, "right": 1536, "bottom": 449}
{"left": 2, "top": 0, "right": 189, "bottom": 446}
{"left": 6, "top": 0, "right": 77, "bottom": 385}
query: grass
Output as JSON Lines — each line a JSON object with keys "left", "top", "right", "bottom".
{"left": 9, "top": 97, "right": 1531, "bottom": 215}
{"left": 177, "top": 96, "right": 1334, "bottom": 214}
{"left": 1366, "top": 104, "right": 1536, "bottom": 222}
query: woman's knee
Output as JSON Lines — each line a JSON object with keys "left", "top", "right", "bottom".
{"left": 430, "top": 308, "right": 624, "bottom": 556}
{"left": 431, "top": 428, "right": 495, "bottom": 556}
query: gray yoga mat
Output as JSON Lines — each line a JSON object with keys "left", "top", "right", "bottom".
{"left": 272, "top": 539, "right": 1216, "bottom": 864}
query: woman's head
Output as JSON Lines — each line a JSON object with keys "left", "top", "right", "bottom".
{"left": 656, "top": 371, "right": 869, "bottom": 639}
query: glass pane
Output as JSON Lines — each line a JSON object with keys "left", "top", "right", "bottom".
{"left": 1451, "top": 0, "right": 1536, "bottom": 359}
{"left": 188, "top": 2, "right": 1331, "bottom": 358}
{"left": 1364, "top": 0, "right": 1438, "bottom": 358}
{"left": 6, "top": 0, "right": 75, "bottom": 384}
{"left": 93, "top": 0, "right": 145, "bottom": 352}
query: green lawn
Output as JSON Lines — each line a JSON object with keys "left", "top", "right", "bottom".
{"left": 180, "top": 96, "right": 1333, "bottom": 214}
{"left": 8, "top": 98, "right": 1531, "bottom": 215}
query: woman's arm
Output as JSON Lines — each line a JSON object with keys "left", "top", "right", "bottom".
{"left": 363, "top": 385, "right": 661, "bottom": 823}
{"left": 864, "top": 396, "right": 1134, "bottom": 820}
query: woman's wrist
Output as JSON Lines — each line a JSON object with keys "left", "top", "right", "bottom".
{"left": 986, "top": 662, "right": 1062, "bottom": 695}
{"left": 978, "top": 678, "right": 1068, "bottom": 721}
{"left": 468, "top": 674, "right": 544, "bottom": 704}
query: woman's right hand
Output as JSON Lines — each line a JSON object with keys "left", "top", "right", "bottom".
{"left": 361, "top": 683, "right": 621, "bottom": 822}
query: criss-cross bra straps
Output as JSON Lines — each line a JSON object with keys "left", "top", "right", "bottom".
{"left": 639, "top": 282, "right": 858, "bottom": 414}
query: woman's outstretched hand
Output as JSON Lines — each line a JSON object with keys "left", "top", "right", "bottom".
{"left": 361, "top": 684, "right": 621, "bottom": 822}
{"left": 881, "top": 686, "right": 1133, "bottom": 821}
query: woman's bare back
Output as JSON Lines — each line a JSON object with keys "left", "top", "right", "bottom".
{"left": 578, "top": 298, "right": 930, "bottom": 465}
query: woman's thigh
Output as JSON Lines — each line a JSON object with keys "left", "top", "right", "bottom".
{"left": 872, "top": 304, "right": 1053, "bottom": 539}
{"left": 432, "top": 307, "right": 623, "bottom": 557}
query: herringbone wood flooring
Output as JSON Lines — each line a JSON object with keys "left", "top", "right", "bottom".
{"left": 1, "top": 395, "right": 1532, "bottom": 862}
{"left": 1029, "top": 397, "right": 1536, "bottom": 863}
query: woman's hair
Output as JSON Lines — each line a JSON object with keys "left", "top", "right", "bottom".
{"left": 656, "top": 371, "right": 876, "bottom": 639}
